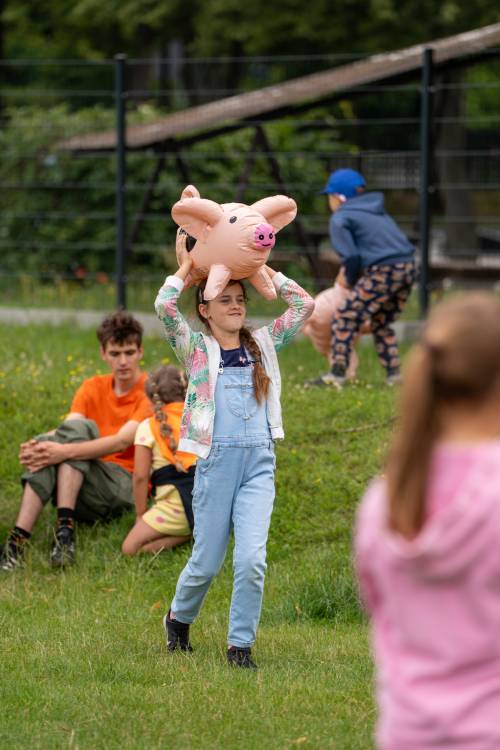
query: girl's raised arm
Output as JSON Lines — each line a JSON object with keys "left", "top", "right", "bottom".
{"left": 154, "top": 257, "right": 198, "bottom": 369}
{"left": 265, "top": 266, "right": 315, "bottom": 352}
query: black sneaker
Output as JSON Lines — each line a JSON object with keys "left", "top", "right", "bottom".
{"left": 163, "top": 610, "right": 193, "bottom": 652}
{"left": 0, "top": 540, "right": 24, "bottom": 571}
{"left": 50, "top": 525, "right": 75, "bottom": 568}
{"left": 227, "top": 646, "right": 258, "bottom": 670}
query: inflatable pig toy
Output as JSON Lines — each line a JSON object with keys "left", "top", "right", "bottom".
{"left": 303, "top": 280, "right": 372, "bottom": 379}
{"left": 171, "top": 184, "right": 297, "bottom": 300}
{"left": 303, "top": 282, "right": 360, "bottom": 379}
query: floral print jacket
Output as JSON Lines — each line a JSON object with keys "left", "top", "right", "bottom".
{"left": 154, "top": 272, "right": 314, "bottom": 458}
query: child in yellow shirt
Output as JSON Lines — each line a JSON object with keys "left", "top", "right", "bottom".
{"left": 122, "top": 365, "right": 196, "bottom": 555}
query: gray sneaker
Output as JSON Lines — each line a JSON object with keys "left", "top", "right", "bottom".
{"left": 385, "top": 372, "right": 403, "bottom": 387}
{"left": 50, "top": 525, "right": 76, "bottom": 568}
{"left": 304, "top": 372, "right": 345, "bottom": 389}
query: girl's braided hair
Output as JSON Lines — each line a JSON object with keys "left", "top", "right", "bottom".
{"left": 196, "top": 280, "right": 271, "bottom": 403}
{"left": 145, "top": 365, "right": 188, "bottom": 471}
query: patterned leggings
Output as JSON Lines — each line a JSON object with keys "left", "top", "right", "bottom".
{"left": 331, "top": 262, "right": 416, "bottom": 373}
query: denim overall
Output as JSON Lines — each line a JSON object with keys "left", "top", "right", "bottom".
{"left": 171, "top": 361, "right": 276, "bottom": 648}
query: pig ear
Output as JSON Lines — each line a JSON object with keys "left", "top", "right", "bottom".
{"left": 172, "top": 197, "right": 224, "bottom": 241}
{"left": 250, "top": 195, "right": 297, "bottom": 232}
{"left": 180, "top": 184, "right": 200, "bottom": 200}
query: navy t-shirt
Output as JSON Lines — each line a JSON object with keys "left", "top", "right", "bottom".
{"left": 219, "top": 344, "right": 253, "bottom": 369}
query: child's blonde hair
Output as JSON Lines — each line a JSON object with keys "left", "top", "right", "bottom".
{"left": 387, "top": 292, "right": 500, "bottom": 538}
{"left": 145, "top": 365, "right": 187, "bottom": 455}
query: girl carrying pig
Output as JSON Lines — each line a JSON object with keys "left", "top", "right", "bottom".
{"left": 154, "top": 232, "right": 314, "bottom": 669}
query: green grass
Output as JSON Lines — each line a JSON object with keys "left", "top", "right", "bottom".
{"left": 0, "top": 274, "right": 426, "bottom": 319}
{"left": 0, "top": 323, "right": 398, "bottom": 749}
{"left": 0, "top": 275, "right": 316, "bottom": 316}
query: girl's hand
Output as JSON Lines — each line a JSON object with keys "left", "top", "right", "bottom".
{"left": 176, "top": 259, "right": 193, "bottom": 284}
{"left": 180, "top": 257, "right": 193, "bottom": 274}
{"left": 176, "top": 229, "right": 193, "bottom": 269}
{"left": 176, "top": 231, "right": 193, "bottom": 280}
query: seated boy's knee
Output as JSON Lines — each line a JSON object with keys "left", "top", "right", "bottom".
{"left": 57, "top": 418, "right": 99, "bottom": 442}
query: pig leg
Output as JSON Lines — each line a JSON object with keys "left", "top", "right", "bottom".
{"left": 247, "top": 267, "right": 277, "bottom": 300}
{"left": 203, "top": 264, "right": 232, "bottom": 300}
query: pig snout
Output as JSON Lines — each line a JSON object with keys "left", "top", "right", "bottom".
{"left": 254, "top": 223, "right": 276, "bottom": 250}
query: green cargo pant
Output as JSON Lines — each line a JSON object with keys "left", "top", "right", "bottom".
{"left": 21, "top": 419, "right": 134, "bottom": 523}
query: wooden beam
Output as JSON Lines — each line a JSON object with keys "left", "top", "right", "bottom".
{"left": 254, "top": 125, "right": 322, "bottom": 287}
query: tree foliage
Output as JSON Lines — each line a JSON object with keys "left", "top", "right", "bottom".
{"left": 4, "top": 0, "right": 500, "bottom": 62}
{"left": 0, "top": 1, "right": 498, "bottom": 283}
{"left": 0, "top": 103, "right": 347, "bottom": 278}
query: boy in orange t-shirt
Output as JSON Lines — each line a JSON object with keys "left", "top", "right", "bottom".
{"left": 0, "top": 311, "right": 151, "bottom": 571}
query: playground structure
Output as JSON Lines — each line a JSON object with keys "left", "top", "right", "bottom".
{"left": 0, "top": 25, "right": 498, "bottom": 312}
{"left": 58, "top": 23, "right": 500, "bottom": 311}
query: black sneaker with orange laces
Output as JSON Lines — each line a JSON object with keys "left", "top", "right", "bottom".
{"left": 0, "top": 540, "right": 24, "bottom": 571}
{"left": 0, "top": 529, "right": 29, "bottom": 571}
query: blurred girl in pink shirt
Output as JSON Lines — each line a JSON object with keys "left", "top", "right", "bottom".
{"left": 355, "top": 293, "right": 500, "bottom": 750}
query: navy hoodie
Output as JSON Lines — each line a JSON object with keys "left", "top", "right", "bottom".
{"left": 329, "top": 192, "right": 415, "bottom": 285}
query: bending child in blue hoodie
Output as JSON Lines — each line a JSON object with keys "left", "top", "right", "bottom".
{"left": 308, "top": 168, "right": 416, "bottom": 388}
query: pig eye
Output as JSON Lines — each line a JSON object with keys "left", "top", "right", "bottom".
{"left": 269, "top": 232, "right": 274, "bottom": 239}
{"left": 258, "top": 234, "right": 264, "bottom": 240}
{"left": 229, "top": 216, "right": 237, "bottom": 223}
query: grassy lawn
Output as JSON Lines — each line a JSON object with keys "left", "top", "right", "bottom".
{"left": 0, "top": 322, "right": 398, "bottom": 749}
{"left": 0, "top": 274, "right": 424, "bottom": 321}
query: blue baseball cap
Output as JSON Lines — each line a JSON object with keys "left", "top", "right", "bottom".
{"left": 320, "top": 168, "right": 366, "bottom": 198}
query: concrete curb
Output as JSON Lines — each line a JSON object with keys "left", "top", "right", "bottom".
{"left": 0, "top": 307, "right": 269, "bottom": 338}
{"left": 0, "top": 307, "right": 423, "bottom": 342}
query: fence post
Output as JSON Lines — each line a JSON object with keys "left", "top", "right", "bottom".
{"left": 418, "top": 47, "right": 433, "bottom": 317}
{"left": 115, "top": 54, "right": 127, "bottom": 309}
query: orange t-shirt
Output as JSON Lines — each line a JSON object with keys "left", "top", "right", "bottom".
{"left": 149, "top": 403, "right": 197, "bottom": 472}
{"left": 70, "top": 372, "right": 152, "bottom": 473}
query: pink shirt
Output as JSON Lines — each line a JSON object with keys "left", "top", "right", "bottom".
{"left": 355, "top": 442, "right": 500, "bottom": 750}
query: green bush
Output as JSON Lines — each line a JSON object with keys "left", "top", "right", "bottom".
{"left": 0, "top": 102, "right": 353, "bottom": 285}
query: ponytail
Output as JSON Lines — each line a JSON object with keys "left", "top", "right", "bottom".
{"left": 149, "top": 377, "right": 177, "bottom": 451}
{"left": 386, "top": 292, "right": 500, "bottom": 539}
{"left": 386, "top": 346, "right": 437, "bottom": 538}
{"left": 145, "top": 365, "right": 187, "bottom": 473}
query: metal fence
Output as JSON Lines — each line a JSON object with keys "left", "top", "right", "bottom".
{"left": 0, "top": 48, "right": 499, "bottom": 315}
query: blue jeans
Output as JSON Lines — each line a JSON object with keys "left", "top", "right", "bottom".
{"left": 170, "top": 365, "right": 275, "bottom": 647}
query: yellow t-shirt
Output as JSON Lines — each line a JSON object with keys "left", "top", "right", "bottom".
{"left": 134, "top": 417, "right": 193, "bottom": 536}
{"left": 134, "top": 418, "right": 169, "bottom": 471}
